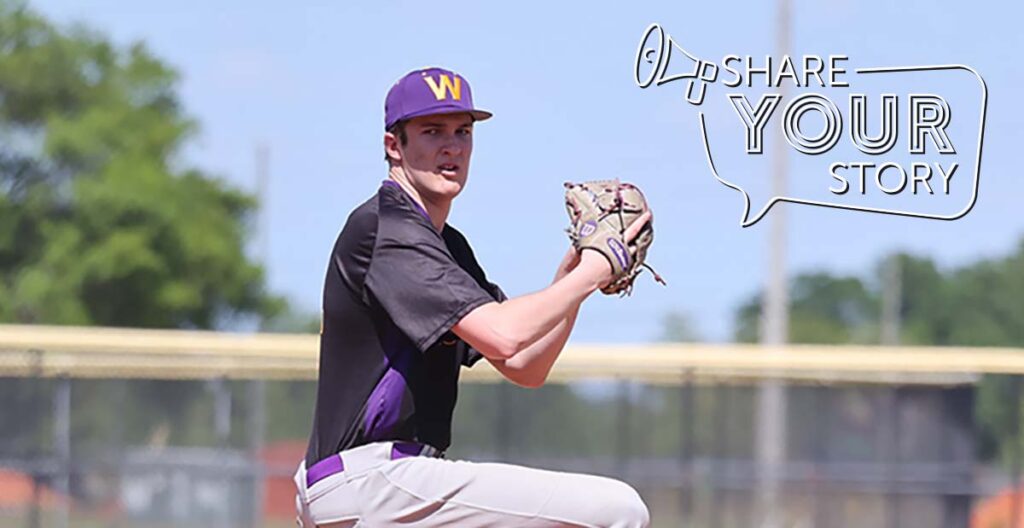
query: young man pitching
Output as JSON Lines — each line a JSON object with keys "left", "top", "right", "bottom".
{"left": 294, "top": 67, "right": 652, "bottom": 527}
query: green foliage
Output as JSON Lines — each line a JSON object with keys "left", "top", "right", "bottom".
{"left": 725, "top": 241, "right": 1024, "bottom": 464}
{"left": 0, "top": 1, "right": 289, "bottom": 456}
{"left": 659, "top": 310, "right": 701, "bottom": 342}
{"left": 0, "top": 1, "right": 281, "bottom": 328}
{"left": 733, "top": 271, "right": 876, "bottom": 344}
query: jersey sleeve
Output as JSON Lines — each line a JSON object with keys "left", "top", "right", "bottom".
{"left": 366, "top": 220, "right": 496, "bottom": 352}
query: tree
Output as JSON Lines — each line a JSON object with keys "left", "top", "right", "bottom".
{"left": 0, "top": 0, "right": 281, "bottom": 328}
{"left": 0, "top": 1, "right": 285, "bottom": 454}
{"left": 733, "top": 272, "right": 876, "bottom": 344}
{"left": 659, "top": 310, "right": 701, "bottom": 343}
{"left": 724, "top": 242, "right": 1024, "bottom": 464}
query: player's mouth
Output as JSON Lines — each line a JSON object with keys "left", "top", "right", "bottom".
{"left": 438, "top": 163, "right": 460, "bottom": 177}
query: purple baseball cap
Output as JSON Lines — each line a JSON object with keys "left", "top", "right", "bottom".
{"left": 384, "top": 67, "right": 492, "bottom": 130}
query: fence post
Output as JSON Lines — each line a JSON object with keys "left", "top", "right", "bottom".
{"left": 53, "top": 377, "right": 71, "bottom": 528}
{"left": 1011, "top": 377, "right": 1022, "bottom": 528}
{"left": 885, "top": 387, "right": 903, "bottom": 528}
{"left": 679, "top": 371, "right": 695, "bottom": 523}
{"left": 496, "top": 382, "right": 510, "bottom": 462}
{"left": 616, "top": 380, "right": 631, "bottom": 479}
{"left": 250, "top": 380, "right": 266, "bottom": 528}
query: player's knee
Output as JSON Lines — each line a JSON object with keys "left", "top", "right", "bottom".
{"left": 592, "top": 479, "right": 650, "bottom": 528}
{"left": 618, "top": 485, "right": 651, "bottom": 528}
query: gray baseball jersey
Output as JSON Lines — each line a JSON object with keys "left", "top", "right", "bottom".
{"left": 295, "top": 180, "right": 649, "bottom": 527}
{"left": 305, "top": 180, "right": 504, "bottom": 468}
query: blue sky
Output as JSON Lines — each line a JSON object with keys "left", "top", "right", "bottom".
{"left": 30, "top": 0, "right": 1023, "bottom": 342}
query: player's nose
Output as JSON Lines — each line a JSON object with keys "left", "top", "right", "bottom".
{"left": 440, "top": 138, "right": 463, "bottom": 157}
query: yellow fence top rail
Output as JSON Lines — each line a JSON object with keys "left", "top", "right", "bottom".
{"left": 1, "top": 324, "right": 1019, "bottom": 385}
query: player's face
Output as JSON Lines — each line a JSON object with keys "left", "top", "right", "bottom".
{"left": 396, "top": 113, "right": 474, "bottom": 202}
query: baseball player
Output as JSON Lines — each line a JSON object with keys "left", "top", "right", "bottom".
{"left": 294, "top": 67, "right": 652, "bottom": 527}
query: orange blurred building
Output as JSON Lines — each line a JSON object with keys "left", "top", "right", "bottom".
{"left": 0, "top": 468, "right": 72, "bottom": 511}
{"left": 972, "top": 488, "right": 1024, "bottom": 528}
{"left": 260, "top": 440, "right": 306, "bottom": 521}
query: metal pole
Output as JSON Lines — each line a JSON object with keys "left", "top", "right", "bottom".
{"left": 113, "top": 380, "right": 127, "bottom": 528}
{"left": 255, "top": 143, "right": 271, "bottom": 271}
{"left": 710, "top": 385, "right": 727, "bottom": 528}
{"left": 213, "top": 378, "right": 232, "bottom": 447}
{"left": 885, "top": 388, "right": 903, "bottom": 528}
{"left": 496, "top": 383, "right": 510, "bottom": 461}
{"left": 249, "top": 380, "right": 266, "bottom": 527}
{"left": 680, "top": 371, "right": 695, "bottom": 521}
{"left": 881, "top": 255, "right": 904, "bottom": 527}
{"left": 616, "top": 380, "right": 631, "bottom": 479}
{"left": 881, "top": 255, "right": 903, "bottom": 346}
{"left": 29, "top": 477, "right": 40, "bottom": 528}
{"left": 251, "top": 143, "right": 271, "bottom": 528}
{"left": 209, "top": 378, "right": 233, "bottom": 526}
{"left": 1011, "top": 377, "right": 1022, "bottom": 528}
{"left": 755, "top": 0, "right": 791, "bottom": 525}
{"left": 53, "top": 378, "right": 71, "bottom": 528}
{"left": 811, "top": 386, "right": 827, "bottom": 528}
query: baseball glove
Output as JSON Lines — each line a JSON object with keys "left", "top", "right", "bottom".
{"left": 564, "top": 180, "right": 665, "bottom": 295}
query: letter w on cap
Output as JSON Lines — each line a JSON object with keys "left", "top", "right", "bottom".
{"left": 423, "top": 74, "right": 462, "bottom": 101}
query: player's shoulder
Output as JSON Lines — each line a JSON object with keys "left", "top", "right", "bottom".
{"left": 336, "top": 182, "right": 421, "bottom": 238}
{"left": 377, "top": 181, "right": 425, "bottom": 219}
{"left": 329, "top": 193, "right": 380, "bottom": 265}
{"left": 337, "top": 193, "right": 379, "bottom": 239}
{"left": 375, "top": 182, "right": 442, "bottom": 243}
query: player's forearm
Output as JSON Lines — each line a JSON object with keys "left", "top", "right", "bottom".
{"left": 453, "top": 265, "right": 600, "bottom": 360}
{"left": 496, "top": 266, "right": 598, "bottom": 343}
{"left": 500, "top": 304, "right": 580, "bottom": 384}
{"left": 487, "top": 253, "right": 583, "bottom": 385}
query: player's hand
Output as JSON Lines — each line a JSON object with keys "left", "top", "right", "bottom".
{"left": 577, "top": 249, "right": 613, "bottom": 288}
{"left": 575, "top": 211, "right": 653, "bottom": 289}
{"left": 624, "top": 211, "right": 653, "bottom": 244}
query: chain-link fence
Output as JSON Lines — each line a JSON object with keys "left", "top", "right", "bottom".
{"left": 3, "top": 328, "right": 1024, "bottom": 527}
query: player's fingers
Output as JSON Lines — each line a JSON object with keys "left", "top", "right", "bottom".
{"left": 623, "top": 211, "right": 653, "bottom": 243}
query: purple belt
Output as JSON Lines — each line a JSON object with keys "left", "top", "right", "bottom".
{"left": 306, "top": 441, "right": 441, "bottom": 487}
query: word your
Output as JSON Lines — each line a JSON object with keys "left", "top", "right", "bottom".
{"left": 730, "top": 93, "right": 954, "bottom": 156}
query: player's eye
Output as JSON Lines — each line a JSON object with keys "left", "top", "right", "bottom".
{"left": 457, "top": 127, "right": 472, "bottom": 136}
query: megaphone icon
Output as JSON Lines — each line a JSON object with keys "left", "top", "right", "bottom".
{"left": 635, "top": 23, "right": 718, "bottom": 105}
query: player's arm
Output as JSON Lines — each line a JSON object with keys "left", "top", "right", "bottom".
{"left": 484, "top": 306, "right": 580, "bottom": 387}
{"left": 452, "top": 212, "right": 652, "bottom": 374}
{"left": 451, "top": 251, "right": 603, "bottom": 364}
{"left": 483, "top": 249, "right": 582, "bottom": 387}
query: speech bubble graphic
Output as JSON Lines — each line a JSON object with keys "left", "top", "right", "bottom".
{"left": 635, "top": 23, "right": 989, "bottom": 227}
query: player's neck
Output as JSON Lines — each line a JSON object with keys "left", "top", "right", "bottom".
{"left": 387, "top": 169, "right": 449, "bottom": 231}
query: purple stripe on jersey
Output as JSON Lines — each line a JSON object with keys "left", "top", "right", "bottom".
{"left": 363, "top": 366, "right": 407, "bottom": 441}
{"left": 381, "top": 180, "right": 431, "bottom": 222}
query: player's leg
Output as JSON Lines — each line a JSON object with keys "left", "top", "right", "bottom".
{"left": 362, "top": 456, "right": 650, "bottom": 527}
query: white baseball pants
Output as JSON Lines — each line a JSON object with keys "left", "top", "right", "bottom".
{"left": 294, "top": 442, "right": 650, "bottom": 527}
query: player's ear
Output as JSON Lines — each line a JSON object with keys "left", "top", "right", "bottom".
{"left": 384, "top": 132, "right": 403, "bottom": 164}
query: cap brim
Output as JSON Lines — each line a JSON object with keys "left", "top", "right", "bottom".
{"left": 469, "top": 109, "right": 493, "bottom": 122}
{"left": 389, "top": 106, "right": 493, "bottom": 129}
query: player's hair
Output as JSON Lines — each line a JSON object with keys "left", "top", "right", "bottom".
{"left": 384, "top": 120, "right": 409, "bottom": 163}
